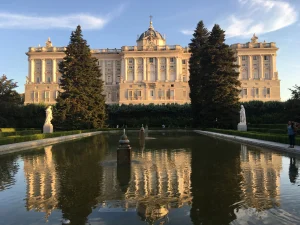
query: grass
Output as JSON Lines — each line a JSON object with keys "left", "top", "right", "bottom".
{"left": 205, "top": 128, "right": 300, "bottom": 145}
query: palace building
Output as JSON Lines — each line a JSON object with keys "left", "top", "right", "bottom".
{"left": 24, "top": 19, "right": 281, "bottom": 105}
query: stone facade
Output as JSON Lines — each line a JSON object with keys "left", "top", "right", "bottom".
{"left": 24, "top": 21, "right": 280, "bottom": 105}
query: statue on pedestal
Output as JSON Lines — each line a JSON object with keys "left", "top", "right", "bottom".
{"left": 240, "top": 105, "right": 246, "bottom": 124}
{"left": 238, "top": 105, "right": 247, "bottom": 131}
{"left": 43, "top": 106, "right": 53, "bottom": 133}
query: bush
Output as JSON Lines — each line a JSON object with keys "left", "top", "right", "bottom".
{"left": 206, "top": 128, "right": 300, "bottom": 145}
{"left": 0, "top": 130, "right": 41, "bottom": 138}
{"left": 247, "top": 127, "right": 286, "bottom": 134}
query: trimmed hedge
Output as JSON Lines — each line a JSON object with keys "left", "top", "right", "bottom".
{"left": 0, "top": 128, "right": 121, "bottom": 145}
{"left": 247, "top": 127, "right": 286, "bottom": 134}
{"left": 0, "top": 130, "right": 42, "bottom": 138}
{"left": 248, "top": 124, "right": 287, "bottom": 130}
{"left": 206, "top": 128, "right": 300, "bottom": 145}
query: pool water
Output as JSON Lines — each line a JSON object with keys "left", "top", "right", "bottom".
{"left": 0, "top": 131, "right": 300, "bottom": 225}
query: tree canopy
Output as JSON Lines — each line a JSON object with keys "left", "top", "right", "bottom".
{"left": 55, "top": 25, "right": 107, "bottom": 130}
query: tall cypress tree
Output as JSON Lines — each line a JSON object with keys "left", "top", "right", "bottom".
{"left": 200, "top": 24, "right": 241, "bottom": 128}
{"left": 55, "top": 25, "right": 106, "bottom": 130}
{"left": 188, "top": 21, "right": 210, "bottom": 127}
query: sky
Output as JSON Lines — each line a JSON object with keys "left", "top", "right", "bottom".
{"left": 0, "top": 0, "right": 299, "bottom": 101}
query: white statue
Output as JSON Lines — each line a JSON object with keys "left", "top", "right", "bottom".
{"left": 240, "top": 105, "right": 246, "bottom": 124}
{"left": 44, "top": 106, "right": 53, "bottom": 125}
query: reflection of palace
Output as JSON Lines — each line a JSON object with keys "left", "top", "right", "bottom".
{"left": 240, "top": 145, "right": 282, "bottom": 210}
{"left": 100, "top": 149, "right": 192, "bottom": 222}
{"left": 24, "top": 146, "right": 59, "bottom": 219}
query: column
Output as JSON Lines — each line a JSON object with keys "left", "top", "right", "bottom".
{"left": 41, "top": 59, "right": 45, "bottom": 83}
{"left": 52, "top": 59, "right": 56, "bottom": 82}
{"left": 271, "top": 54, "right": 276, "bottom": 80}
{"left": 121, "top": 58, "right": 125, "bottom": 82}
{"left": 238, "top": 56, "right": 242, "bottom": 79}
{"left": 102, "top": 60, "right": 106, "bottom": 83}
{"left": 248, "top": 55, "right": 252, "bottom": 80}
{"left": 166, "top": 58, "right": 169, "bottom": 81}
{"left": 176, "top": 57, "right": 180, "bottom": 81}
{"left": 30, "top": 59, "right": 35, "bottom": 82}
{"left": 156, "top": 57, "right": 160, "bottom": 81}
{"left": 260, "top": 55, "right": 264, "bottom": 80}
{"left": 112, "top": 60, "right": 116, "bottom": 84}
{"left": 143, "top": 57, "right": 147, "bottom": 81}
{"left": 134, "top": 58, "right": 137, "bottom": 82}
{"left": 124, "top": 58, "right": 128, "bottom": 82}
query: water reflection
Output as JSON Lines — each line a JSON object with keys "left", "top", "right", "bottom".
{"left": 24, "top": 146, "right": 59, "bottom": 219}
{"left": 0, "top": 154, "right": 19, "bottom": 191}
{"left": 2, "top": 133, "right": 296, "bottom": 225}
{"left": 289, "top": 157, "right": 299, "bottom": 184}
{"left": 240, "top": 144, "right": 282, "bottom": 211}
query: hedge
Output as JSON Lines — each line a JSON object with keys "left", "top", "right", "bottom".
{"left": 247, "top": 127, "right": 287, "bottom": 134}
{"left": 248, "top": 124, "right": 287, "bottom": 129}
{"left": 0, "top": 128, "right": 122, "bottom": 145}
{"left": 206, "top": 128, "right": 300, "bottom": 145}
{"left": 0, "top": 130, "right": 42, "bottom": 138}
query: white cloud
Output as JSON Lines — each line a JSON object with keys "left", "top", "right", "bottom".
{"left": 225, "top": 0, "right": 298, "bottom": 38}
{"left": 181, "top": 29, "right": 194, "bottom": 35}
{"left": 180, "top": 0, "right": 298, "bottom": 38}
{"left": 0, "top": 4, "right": 125, "bottom": 30}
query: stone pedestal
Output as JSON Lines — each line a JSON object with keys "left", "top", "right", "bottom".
{"left": 117, "top": 148, "right": 132, "bottom": 165}
{"left": 237, "top": 123, "right": 247, "bottom": 131}
{"left": 117, "top": 129, "right": 132, "bottom": 165}
{"left": 43, "top": 124, "right": 53, "bottom": 133}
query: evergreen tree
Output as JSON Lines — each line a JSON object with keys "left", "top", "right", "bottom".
{"left": 55, "top": 25, "right": 106, "bottom": 130}
{"left": 200, "top": 24, "right": 241, "bottom": 128}
{"left": 188, "top": 21, "right": 210, "bottom": 127}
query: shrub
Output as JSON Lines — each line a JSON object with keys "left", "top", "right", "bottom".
{"left": 205, "top": 128, "right": 300, "bottom": 145}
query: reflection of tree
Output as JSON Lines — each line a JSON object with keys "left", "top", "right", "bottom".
{"left": 0, "top": 154, "right": 19, "bottom": 191}
{"left": 289, "top": 157, "right": 298, "bottom": 184}
{"left": 190, "top": 137, "right": 242, "bottom": 225}
{"left": 53, "top": 135, "right": 107, "bottom": 225}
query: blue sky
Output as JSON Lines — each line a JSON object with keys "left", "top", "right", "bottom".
{"left": 0, "top": 0, "right": 299, "bottom": 100}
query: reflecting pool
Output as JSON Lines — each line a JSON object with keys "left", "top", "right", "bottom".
{"left": 0, "top": 132, "right": 300, "bottom": 225}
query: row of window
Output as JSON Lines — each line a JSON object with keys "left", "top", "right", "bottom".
{"left": 241, "top": 55, "right": 270, "bottom": 61}
{"left": 127, "top": 58, "right": 187, "bottom": 64}
{"left": 127, "top": 89, "right": 178, "bottom": 100}
{"left": 241, "top": 88, "right": 271, "bottom": 97}
{"left": 31, "top": 91, "right": 59, "bottom": 102}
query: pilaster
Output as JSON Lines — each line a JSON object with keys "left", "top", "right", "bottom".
{"left": 52, "top": 59, "right": 56, "bottom": 82}
{"left": 124, "top": 58, "right": 128, "bottom": 82}
{"left": 41, "top": 59, "right": 45, "bottom": 83}
{"left": 156, "top": 57, "right": 160, "bottom": 81}
{"left": 166, "top": 58, "right": 169, "bottom": 81}
{"left": 30, "top": 59, "right": 35, "bottom": 82}
{"left": 102, "top": 60, "right": 106, "bottom": 83}
{"left": 260, "top": 55, "right": 264, "bottom": 80}
{"left": 248, "top": 55, "right": 252, "bottom": 80}
{"left": 113, "top": 60, "right": 116, "bottom": 84}
{"left": 143, "top": 57, "right": 147, "bottom": 81}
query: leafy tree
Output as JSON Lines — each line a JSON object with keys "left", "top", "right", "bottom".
{"left": 55, "top": 25, "right": 106, "bottom": 130}
{"left": 289, "top": 85, "right": 300, "bottom": 100}
{"left": 0, "top": 74, "right": 21, "bottom": 104}
{"left": 188, "top": 21, "right": 210, "bottom": 127}
{"left": 190, "top": 24, "right": 240, "bottom": 128}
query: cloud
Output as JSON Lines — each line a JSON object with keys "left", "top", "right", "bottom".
{"left": 181, "top": 29, "right": 194, "bottom": 35}
{"left": 180, "top": 0, "right": 297, "bottom": 38}
{"left": 0, "top": 4, "right": 125, "bottom": 30}
{"left": 225, "top": 0, "right": 298, "bottom": 38}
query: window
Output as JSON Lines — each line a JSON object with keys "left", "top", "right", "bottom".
{"left": 150, "top": 90, "right": 154, "bottom": 97}
{"left": 242, "top": 56, "right": 246, "bottom": 61}
{"left": 171, "top": 84, "right": 174, "bottom": 87}
{"left": 149, "top": 58, "right": 154, "bottom": 63}
{"left": 253, "top": 56, "right": 257, "bottom": 60}
{"left": 267, "top": 88, "right": 270, "bottom": 95}
{"left": 128, "top": 90, "right": 133, "bottom": 97}
{"left": 129, "top": 59, "right": 133, "bottom": 64}
{"left": 264, "top": 56, "right": 269, "bottom": 60}
{"left": 182, "top": 60, "right": 186, "bottom": 64}
{"left": 47, "top": 77, "right": 51, "bottom": 83}
{"left": 55, "top": 91, "right": 59, "bottom": 99}
{"left": 243, "top": 88, "right": 248, "bottom": 96}
{"left": 37, "top": 77, "right": 40, "bottom": 83}
{"left": 170, "top": 58, "right": 174, "bottom": 63}
{"left": 242, "top": 64, "right": 246, "bottom": 66}
{"left": 137, "top": 90, "right": 142, "bottom": 97}
{"left": 253, "top": 71, "right": 259, "bottom": 79}
{"left": 265, "top": 71, "right": 270, "bottom": 79}
{"left": 45, "top": 91, "right": 50, "bottom": 99}
{"left": 255, "top": 88, "right": 259, "bottom": 96}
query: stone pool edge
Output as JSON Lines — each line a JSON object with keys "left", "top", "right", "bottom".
{"left": 194, "top": 130, "right": 300, "bottom": 154}
{"left": 0, "top": 130, "right": 119, "bottom": 155}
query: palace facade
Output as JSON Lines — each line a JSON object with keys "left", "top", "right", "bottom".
{"left": 24, "top": 19, "right": 281, "bottom": 105}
